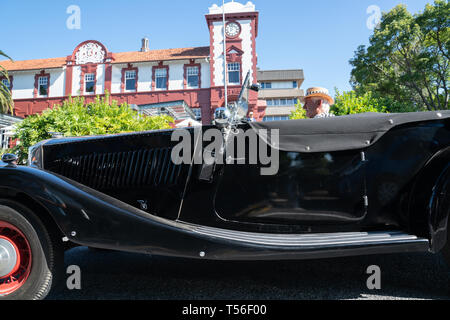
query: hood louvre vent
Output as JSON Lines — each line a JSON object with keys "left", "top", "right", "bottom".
{"left": 52, "top": 147, "right": 182, "bottom": 190}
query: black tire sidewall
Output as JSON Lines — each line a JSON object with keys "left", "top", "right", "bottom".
{"left": 0, "top": 200, "right": 58, "bottom": 300}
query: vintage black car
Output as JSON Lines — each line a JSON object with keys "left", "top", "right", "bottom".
{"left": 0, "top": 80, "right": 449, "bottom": 299}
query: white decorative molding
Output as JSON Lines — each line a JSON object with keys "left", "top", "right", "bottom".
{"left": 75, "top": 42, "right": 106, "bottom": 65}
{"left": 208, "top": 1, "right": 256, "bottom": 14}
{"left": 212, "top": 22, "right": 225, "bottom": 86}
{"left": 240, "top": 20, "right": 253, "bottom": 83}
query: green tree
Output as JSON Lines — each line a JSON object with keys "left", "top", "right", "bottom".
{"left": 0, "top": 50, "right": 14, "bottom": 114}
{"left": 331, "top": 90, "right": 387, "bottom": 115}
{"left": 350, "top": 0, "right": 449, "bottom": 111}
{"left": 289, "top": 100, "right": 307, "bottom": 120}
{"left": 12, "top": 93, "right": 173, "bottom": 162}
{"left": 290, "top": 89, "right": 416, "bottom": 119}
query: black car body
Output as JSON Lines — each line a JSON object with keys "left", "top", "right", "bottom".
{"left": 0, "top": 110, "right": 449, "bottom": 299}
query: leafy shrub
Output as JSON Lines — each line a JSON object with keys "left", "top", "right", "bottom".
{"left": 331, "top": 90, "right": 388, "bottom": 115}
{"left": 12, "top": 93, "right": 173, "bottom": 162}
{"left": 290, "top": 89, "right": 417, "bottom": 120}
{"left": 331, "top": 89, "right": 419, "bottom": 115}
{"left": 289, "top": 101, "right": 307, "bottom": 120}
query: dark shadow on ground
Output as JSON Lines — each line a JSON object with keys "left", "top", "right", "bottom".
{"left": 47, "top": 247, "right": 450, "bottom": 300}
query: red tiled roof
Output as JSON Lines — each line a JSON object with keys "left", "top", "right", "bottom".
{"left": 0, "top": 46, "right": 210, "bottom": 71}
{"left": 0, "top": 57, "right": 67, "bottom": 71}
{"left": 113, "top": 47, "right": 210, "bottom": 64}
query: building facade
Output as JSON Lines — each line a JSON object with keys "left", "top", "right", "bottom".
{"left": 0, "top": 1, "right": 263, "bottom": 125}
{"left": 0, "top": 114, "right": 22, "bottom": 149}
{"left": 257, "top": 69, "right": 304, "bottom": 121}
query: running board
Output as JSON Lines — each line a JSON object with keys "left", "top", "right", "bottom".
{"left": 188, "top": 225, "right": 429, "bottom": 249}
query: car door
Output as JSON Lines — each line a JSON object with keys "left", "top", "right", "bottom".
{"left": 213, "top": 133, "right": 368, "bottom": 226}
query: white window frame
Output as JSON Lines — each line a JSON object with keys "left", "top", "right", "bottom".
{"left": 125, "top": 70, "right": 137, "bottom": 92}
{"left": 186, "top": 66, "right": 199, "bottom": 89}
{"left": 84, "top": 73, "right": 95, "bottom": 95}
{"left": 38, "top": 76, "right": 49, "bottom": 97}
{"left": 155, "top": 68, "right": 168, "bottom": 90}
{"left": 227, "top": 62, "right": 241, "bottom": 85}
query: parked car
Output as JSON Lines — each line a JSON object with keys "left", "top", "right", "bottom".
{"left": 0, "top": 77, "right": 449, "bottom": 299}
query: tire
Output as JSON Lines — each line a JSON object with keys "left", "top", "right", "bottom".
{"left": 433, "top": 166, "right": 450, "bottom": 270}
{"left": 0, "top": 200, "right": 63, "bottom": 300}
{"left": 439, "top": 223, "right": 450, "bottom": 270}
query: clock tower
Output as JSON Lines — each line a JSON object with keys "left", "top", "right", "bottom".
{"left": 206, "top": 1, "right": 260, "bottom": 118}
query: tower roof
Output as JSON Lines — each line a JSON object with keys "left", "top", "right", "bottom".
{"left": 208, "top": 1, "right": 256, "bottom": 15}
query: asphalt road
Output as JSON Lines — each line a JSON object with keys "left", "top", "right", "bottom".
{"left": 46, "top": 246, "right": 450, "bottom": 300}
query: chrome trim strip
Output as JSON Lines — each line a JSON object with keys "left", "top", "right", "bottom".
{"left": 188, "top": 225, "right": 429, "bottom": 247}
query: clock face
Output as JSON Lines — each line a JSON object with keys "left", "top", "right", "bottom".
{"left": 225, "top": 22, "right": 241, "bottom": 38}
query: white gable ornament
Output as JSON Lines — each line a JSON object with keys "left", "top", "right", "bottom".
{"left": 75, "top": 42, "right": 106, "bottom": 65}
{"left": 208, "top": 1, "right": 256, "bottom": 14}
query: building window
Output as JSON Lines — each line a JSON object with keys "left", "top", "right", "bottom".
{"left": 261, "top": 82, "right": 272, "bottom": 89}
{"left": 155, "top": 68, "right": 168, "bottom": 90}
{"left": 186, "top": 66, "right": 199, "bottom": 88}
{"left": 1, "top": 78, "right": 10, "bottom": 90}
{"left": 85, "top": 73, "right": 95, "bottom": 94}
{"left": 293, "top": 81, "right": 298, "bottom": 88}
{"left": 266, "top": 98, "right": 298, "bottom": 107}
{"left": 125, "top": 70, "right": 136, "bottom": 91}
{"left": 38, "top": 76, "right": 49, "bottom": 97}
{"left": 227, "top": 62, "right": 240, "bottom": 85}
{"left": 263, "top": 116, "right": 289, "bottom": 122}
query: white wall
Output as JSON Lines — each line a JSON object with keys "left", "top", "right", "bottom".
{"left": 110, "top": 64, "right": 123, "bottom": 94}
{"left": 240, "top": 20, "right": 254, "bottom": 84}
{"left": 48, "top": 69, "right": 65, "bottom": 97}
{"left": 72, "top": 66, "right": 81, "bottom": 96}
{"left": 10, "top": 69, "right": 65, "bottom": 99}
{"left": 212, "top": 19, "right": 254, "bottom": 86}
{"left": 201, "top": 62, "right": 210, "bottom": 88}
{"left": 95, "top": 64, "right": 105, "bottom": 94}
{"left": 112, "top": 60, "right": 210, "bottom": 93}
{"left": 9, "top": 58, "right": 212, "bottom": 99}
{"left": 212, "top": 21, "right": 225, "bottom": 86}
{"left": 169, "top": 62, "right": 184, "bottom": 91}
{"left": 137, "top": 63, "right": 153, "bottom": 92}
{"left": 11, "top": 72, "right": 35, "bottom": 99}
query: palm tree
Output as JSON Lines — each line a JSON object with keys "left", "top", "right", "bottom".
{"left": 0, "top": 50, "right": 14, "bottom": 114}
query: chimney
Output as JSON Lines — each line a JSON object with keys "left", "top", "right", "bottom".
{"left": 141, "top": 38, "right": 149, "bottom": 52}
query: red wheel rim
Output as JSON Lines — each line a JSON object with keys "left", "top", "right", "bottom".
{"left": 0, "top": 221, "right": 32, "bottom": 296}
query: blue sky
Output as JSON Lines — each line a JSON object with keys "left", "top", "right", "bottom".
{"left": 2, "top": 0, "right": 433, "bottom": 96}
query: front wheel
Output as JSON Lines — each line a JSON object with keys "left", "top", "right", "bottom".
{"left": 0, "top": 201, "right": 63, "bottom": 300}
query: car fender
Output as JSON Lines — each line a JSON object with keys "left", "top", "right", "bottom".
{"left": 428, "top": 163, "right": 450, "bottom": 252}
{"left": 409, "top": 146, "right": 450, "bottom": 252}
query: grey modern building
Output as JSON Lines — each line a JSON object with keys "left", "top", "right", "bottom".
{"left": 257, "top": 69, "right": 305, "bottom": 121}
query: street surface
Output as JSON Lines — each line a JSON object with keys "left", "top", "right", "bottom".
{"left": 47, "top": 246, "right": 450, "bottom": 300}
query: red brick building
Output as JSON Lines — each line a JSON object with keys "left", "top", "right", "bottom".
{"left": 0, "top": 1, "right": 265, "bottom": 125}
